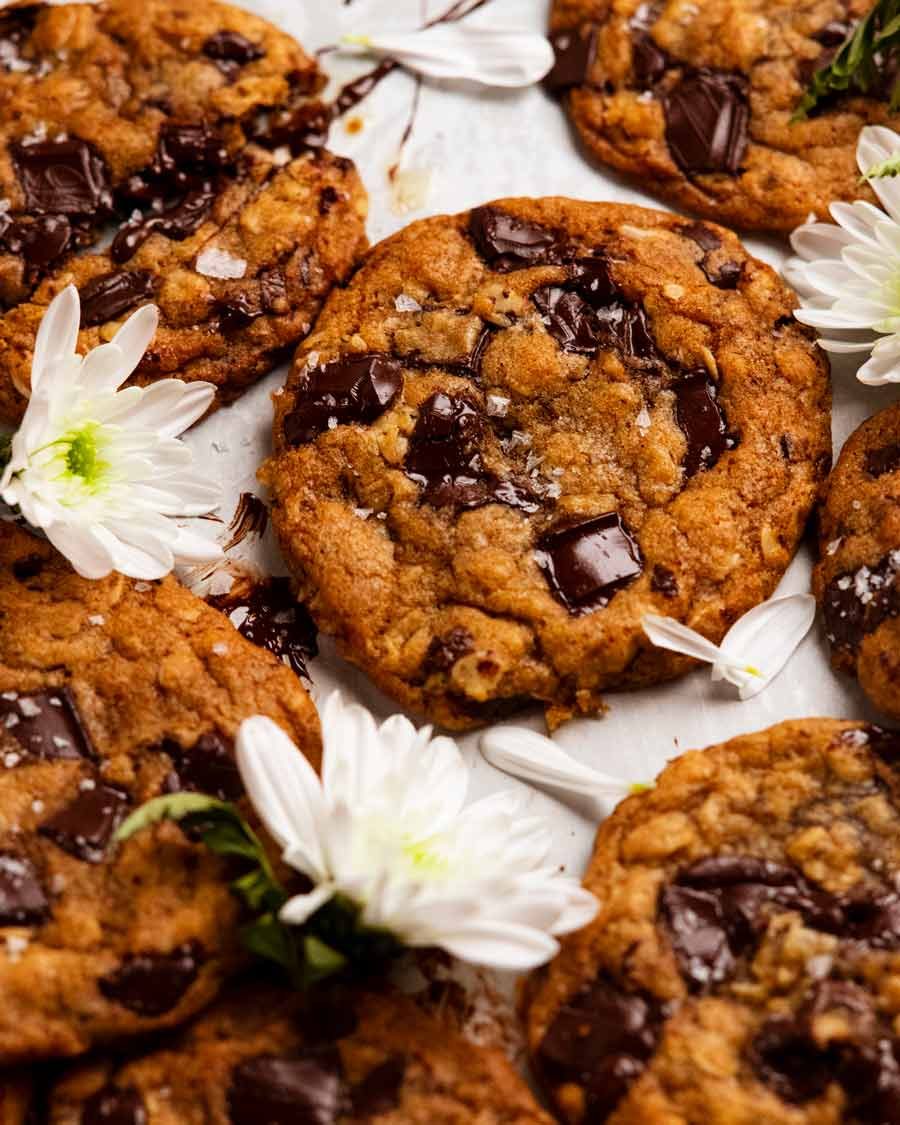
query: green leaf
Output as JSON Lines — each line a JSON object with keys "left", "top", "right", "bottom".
{"left": 862, "top": 152, "right": 900, "bottom": 179}
{"left": 303, "top": 935, "right": 347, "bottom": 982}
{"left": 115, "top": 792, "right": 229, "bottom": 841}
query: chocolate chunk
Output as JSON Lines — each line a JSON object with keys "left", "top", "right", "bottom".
{"left": 468, "top": 207, "right": 564, "bottom": 272}
{"left": 816, "top": 20, "right": 854, "bottom": 48}
{"left": 0, "top": 213, "right": 73, "bottom": 274}
{"left": 39, "top": 782, "right": 129, "bottom": 864}
{"left": 663, "top": 69, "right": 749, "bottom": 176}
{"left": 536, "top": 974, "right": 662, "bottom": 1120}
{"left": 12, "top": 554, "right": 44, "bottom": 582}
{"left": 651, "top": 565, "right": 678, "bottom": 597}
{"left": 208, "top": 578, "right": 318, "bottom": 682}
{"left": 673, "top": 374, "right": 729, "bottom": 476}
{"left": 681, "top": 222, "right": 742, "bottom": 288}
{"left": 750, "top": 1014, "right": 837, "bottom": 1103}
{"left": 79, "top": 271, "right": 155, "bottom": 328}
{"left": 865, "top": 724, "right": 900, "bottom": 766}
{"left": 630, "top": 4, "right": 668, "bottom": 87}
{"left": 536, "top": 514, "right": 643, "bottom": 614}
{"left": 866, "top": 442, "right": 900, "bottom": 477}
{"left": 424, "top": 627, "right": 475, "bottom": 676}
{"left": 0, "top": 689, "right": 92, "bottom": 761}
{"left": 0, "top": 853, "right": 48, "bottom": 926}
{"left": 823, "top": 550, "right": 900, "bottom": 655}
{"left": 110, "top": 186, "right": 216, "bottom": 264}
{"left": 252, "top": 100, "right": 333, "bottom": 155}
{"left": 81, "top": 1087, "right": 148, "bottom": 1125}
{"left": 12, "top": 138, "right": 111, "bottom": 216}
{"left": 163, "top": 732, "right": 243, "bottom": 803}
{"left": 228, "top": 1051, "right": 346, "bottom": 1125}
{"left": 841, "top": 891, "right": 900, "bottom": 949}
{"left": 594, "top": 302, "right": 660, "bottom": 363}
{"left": 351, "top": 1057, "right": 406, "bottom": 1116}
{"left": 284, "top": 355, "right": 403, "bottom": 446}
{"left": 98, "top": 942, "right": 203, "bottom": 1016}
{"left": 155, "top": 123, "right": 229, "bottom": 175}
{"left": 681, "top": 221, "right": 721, "bottom": 253}
{"left": 532, "top": 256, "right": 619, "bottom": 354}
{"left": 203, "top": 30, "right": 265, "bottom": 79}
{"left": 545, "top": 28, "right": 598, "bottom": 92}
{"left": 707, "top": 260, "right": 742, "bottom": 289}
{"left": 319, "top": 185, "right": 340, "bottom": 215}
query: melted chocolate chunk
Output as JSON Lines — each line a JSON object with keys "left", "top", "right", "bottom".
{"left": 334, "top": 59, "right": 398, "bottom": 117}
{"left": 533, "top": 257, "right": 619, "bottom": 354}
{"left": 0, "top": 213, "right": 73, "bottom": 275}
{"left": 81, "top": 1087, "right": 148, "bottom": 1125}
{"left": 12, "top": 554, "right": 44, "bottom": 582}
{"left": 537, "top": 514, "right": 643, "bottom": 614}
{"left": 866, "top": 441, "right": 900, "bottom": 477}
{"left": 424, "top": 627, "right": 475, "bottom": 676}
{"left": 228, "top": 1050, "right": 346, "bottom": 1125}
{"left": 750, "top": 1013, "right": 838, "bottom": 1103}
{"left": 673, "top": 374, "right": 729, "bottom": 476}
{"left": 651, "top": 565, "right": 679, "bottom": 598}
{"left": 111, "top": 187, "right": 216, "bottom": 264}
{"left": 155, "top": 123, "right": 229, "bottom": 176}
{"left": 12, "top": 138, "right": 111, "bottom": 216}
{"left": 663, "top": 69, "right": 749, "bottom": 176}
{"left": 284, "top": 355, "right": 403, "bottom": 446}
{"left": 218, "top": 269, "right": 289, "bottom": 331}
{"left": 865, "top": 724, "right": 900, "bottom": 766}
{"left": 163, "top": 732, "right": 243, "bottom": 802}
{"left": 79, "top": 271, "right": 156, "bottom": 327}
{"left": 630, "top": 4, "right": 668, "bottom": 87}
{"left": 0, "top": 689, "right": 92, "bottom": 761}
{"left": 252, "top": 100, "right": 333, "bottom": 155}
{"left": 98, "top": 942, "right": 204, "bottom": 1016}
{"left": 468, "top": 207, "right": 564, "bottom": 272}
{"left": 209, "top": 577, "right": 319, "bottom": 682}
{"left": 39, "top": 783, "right": 129, "bottom": 864}
{"left": 0, "top": 853, "right": 48, "bottom": 926}
{"left": 203, "top": 30, "right": 265, "bottom": 80}
{"left": 823, "top": 549, "right": 900, "bottom": 655}
{"left": 536, "top": 974, "right": 663, "bottom": 1120}
{"left": 545, "top": 28, "right": 598, "bottom": 92}
{"left": 681, "top": 222, "right": 742, "bottom": 288}
{"left": 594, "top": 302, "right": 660, "bottom": 363}
{"left": 351, "top": 1057, "right": 406, "bottom": 1116}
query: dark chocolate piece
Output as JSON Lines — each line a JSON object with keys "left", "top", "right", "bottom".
{"left": 823, "top": 550, "right": 900, "bottom": 655}
{"left": 651, "top": 565, "right": 678, "bottom": 598}
{"left": 663, "top": 69, "right": 749, "bottom": 175}
{"left": 630, "top": 4, "right": 668, "bottom": 87}
{"left": 681, "top": 222, "right": 742, "bottom": 288}
{"left": 532, "top": 257, "right": 619, "bottom": 355}
{"left": 98, "top": 942, "right": 204, "bottom": 1016}
{"left": 865, "top": 724, "right": 900, "bottom": 766}
{"left": 81, "top": 1087, "right": 148, "bottom": 1125}
{"left": 866, "top": 442, "right": 900, "bottom": 478}
{"left": 0, "top": 853, "right": 49, "bottom": 926}
{"left": 284, "top": 355, "right": 403, "bottom": 446}
{"left": 0, "top": 689, "right": 92, "bottom": 761}
{"left": 593, "top": 302, "right": 660, "bottom": 364}
{"left": 79, "top": 271, "right": 155, "bottom": 328}
{"left": 12, "top": 138, "right": 111, "bottom": 216}
{"left": 39, "top": 783, "right": 129, "bottom": 864}
{"left": 468, "top": 207, "right": 564, "bottom": 272}
{"left": 163, "top": 732, "right": 243, "bottom": 803}
{"left": 0, "top": 213, "right": 73, "bottom": 275}
{"left": 545, "top": 28, "right": 598, "bottom": 92}
{"left": 228, "top": 1050, "right": 346, "bottom": 1125}
{"left": 203, "top": 30, "right": 265, "bottom": 80}
{"left": 423, "top": 627, "right": 475, "bottom": 676}
{"left": 536, "top": 514, "right": 643, "bottom": 614}
{"left": 251, "top": 100, "right": 333, "bottom": 155}
{"left": 673, "top": 374, "right": 729, "bottom": 476}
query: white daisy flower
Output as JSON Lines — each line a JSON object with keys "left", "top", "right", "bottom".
{"left": 786, "top": 125, "right": 900, "bottom": 385}
{"left": 642, "top": 594, "right": 816, "bottom": 700}
{"left": 0, "top": 285, "right": 222, "bottom": 580}
{"left": 236, "top": 691, "right": 598, "bottom": 972}
{"left": 340, "top": 24, "right": 554, "bottom": 88}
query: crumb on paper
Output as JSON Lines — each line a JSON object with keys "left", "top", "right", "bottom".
{"left": 346, "top": 115, "right": 365, "bottom": 135}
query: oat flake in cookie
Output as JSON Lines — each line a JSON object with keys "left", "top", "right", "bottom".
{"left": 0, "top": 0, "right": 367, "bottom": 426}
{"left": 41, "top": 982, "right": 552, "bottom": 1125}
{"left": 0, "top": 524, "right": 320, "bottom": 1064}
{"left": 526, "top": 718, "right": 900, "bottom": 1123}
{"left": 546, "top": 0, "right": 900, "bottom": 233}
{"left": 263, "top": 197, "right": 831, "bottom": 731}
{"left": 814, "top": 401, "right": 900, "bottom": 721}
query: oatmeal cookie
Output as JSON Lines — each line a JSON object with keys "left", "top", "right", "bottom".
{"left": 813, "top": 401, "right": 900, "bottom": 721}
{"left": 526, "top": 717, "right": 900, "bottom": 1124}
{"left": 546, "top": 0, "right": 899, "bottom": 232}
{"left": 0, "top": 523, "right": 320, "bottom": 1064}
{"left": 42, "top": 981, "right": 552, "bottom": 1124}
{"left": 263, "top": 197, "right": 831, "bottom": 730}
{"left": 0, "top": 0, "right": 368, "bottom": 424}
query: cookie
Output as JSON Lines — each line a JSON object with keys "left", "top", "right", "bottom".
{"left": 42, "top": 980, "right": 553, "bottom": 1124}
{"left": 0, "top": 523, "right": 321, "bottom": 1064}
{"left": 0, "top": 1076, "right": 31, "bottom": 1125}
{"left": 262, "top": 197, "right": 831, "bottom": 731}
{"left": 546, "top": 0, "right": 899, "bottom": 233}
{"left": 813, "top": 401, "right": 900, "bottom": 721}
{"left": 526, "top": 718, "right": 900, "bottom": 1124}
{"left": 0, "top": 0, "right": 368, "bottom": 425}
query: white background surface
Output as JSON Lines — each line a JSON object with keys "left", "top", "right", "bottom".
{"left": 186, "top": 0, "right": 900, "bottom": 905}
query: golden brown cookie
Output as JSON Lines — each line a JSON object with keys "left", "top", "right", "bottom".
{"left": 546, "top": 0, "right": 900, "bottom": 232}
{"left": 813, "top": 401, "right": 900, "bottom": 721}
{"left": 262, "top": 197, "right": 831, "bottom": 731}
{"left": 41, "top": 981, "right": 552, "bottom": 1124}
{"left": 0, "top": 523, "right": 320, "bottom": 1064}
{"left": 526, "top": 718, "right": 900, "bottom": 1124}
{"left": 0, "top": 0, "right": 368, "bottom": 424}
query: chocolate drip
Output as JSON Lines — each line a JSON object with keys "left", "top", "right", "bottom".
{"left": 208, "top": 578, "right": 319, "bottom": 682}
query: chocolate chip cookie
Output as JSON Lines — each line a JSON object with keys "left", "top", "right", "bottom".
{"left": 42, "top": 981, "right": 552, "bottom": 1124}
{"left": 546, "top": 0, "right": 899, "bottom": 233}
{"left": 813, "top": 402, "right": 900, "bottom": 722}
{"left": 262, "top": 198, "right": 831, "bottom": 730}
{"left": 526, "top": 718, "right": 900, "bottom": 1124}
{"left": 0, "top": 0, "right": 368, "bottom": 425}
{"left": 0, "top": 523, "right": 320, "bottom": 1064}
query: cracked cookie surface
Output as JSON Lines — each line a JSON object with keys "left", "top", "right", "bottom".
{"left": 547, "top": 0, "right": 899, "bottom": 232}
{"left": 526, "top": 718, "right": 900, "bottom": 1124}
{"left": 0, "top": 0, "right": 368, "bottom": 425}
{"left": 34, "top": 981, "right": 552, "bottom": 1124}
{"left": 263, "top": 197, "right": 831, "bottom": 731}
{"left": 813, "top": 401, "right": 900, "bottom": 721}
{"left": 0, "top": 523, "right": 320, "bottom": 1064}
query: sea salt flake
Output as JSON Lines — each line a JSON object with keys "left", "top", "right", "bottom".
{"left": 353, "top": 508, "right": 373, "bottom": 520}
{"left": 826, "top": 538, "right": 842, "bottom": 556}
{"left": 486, "top": 395, "right": 509, "bottom": 418}
{"left": 212, "top": 642, "right": 228, "bottom": 656}
{"left": 18, "top": 699, "right": 40, "bottom": 718}
{"left": 31, "top": 800, "right": 44, "bottom": 814}
{"left": 3, "top": 753, "right": 20, "bottom": 768}
{"left": 3, "top": 714, "right": 18, "bottom": 729}
{"left": 229, "top": 607, "right": 250, "bottom": 630}
{"left": 88, "top": 614, "right": 105, "bottom": 626}
{"left": 195, "top": 247, "right": 248, "bottom": 280}
{"left": 79, "top": 777, "right": 96, "bottom": 791}
{"left": 52, "top": 736, "right": 70, "bottom": 750}
{"left": 134, "top": 581, "right": 152, "bottom": 592}
{"left": 1, "top": 691, "right": 17, "bottom": 701}
{"left": 394, "top": 293, "right": 422, "bottom": 313}
{"left": 636, "top": 406, "right": 652, "bottom": 433}
{"left": 5, "top": 935, "right": 28, "bottom": 963}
